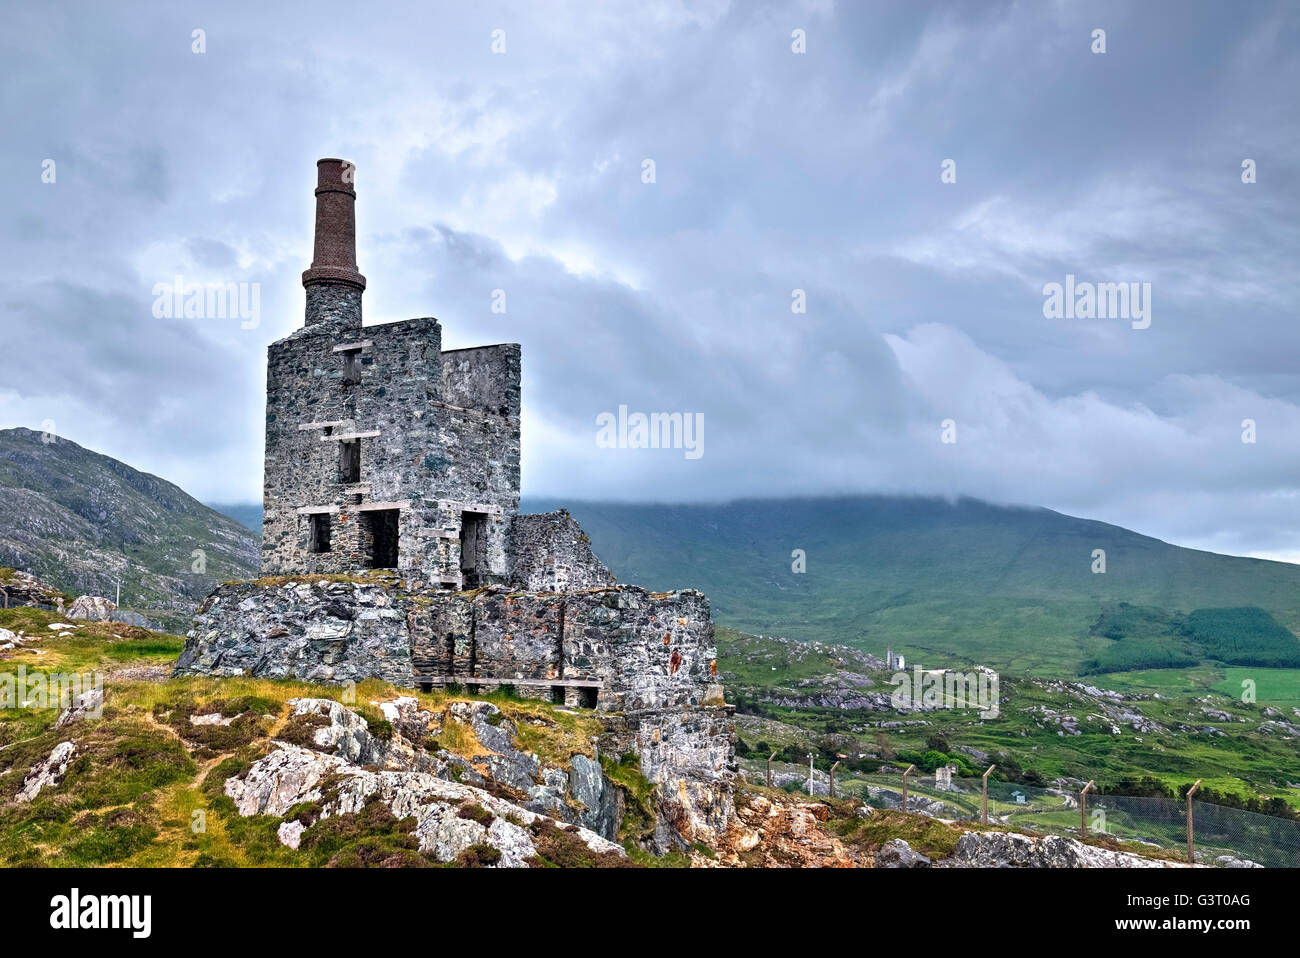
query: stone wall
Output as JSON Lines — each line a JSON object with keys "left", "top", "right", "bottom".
{"left": 471, "top": 592, "right": 564, "bottom": 682}
{"left": 506, "top": 510, "right": 617, "bottom": 592}
{"left": 562, "top": 588, "right": 717, "bottom": 712}
{"left": 261, "top": 312, "right": 521, "bottom": 584}
{"left": 177, "top": 583, "right": 716, "bottom": 709}
{"left": 174, "top": 577, "right": 415, "bottom": 687}
{"left": 441, "top": 345, "right": 521, "bottom": 419}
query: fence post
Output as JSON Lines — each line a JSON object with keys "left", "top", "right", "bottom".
{"left": 982, "top": 764, "right": 996, "bottom": 825}
{"left": 829, "top": 760, "right": 841, "bottom": 799}
{"left": 766, "top": 751, "right": 778, "bottom": 789}
{"left": 902, "top": 764, "right": 916, "bottom": 813}
{"left": 1079, "top": 780, "right": 1096, "bottom": 838}
{"left": 1186, "top": 780, "right": 1202, "bottom": 865}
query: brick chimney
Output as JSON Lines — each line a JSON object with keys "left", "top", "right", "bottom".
{"left": 302, "top": 158, "right": 365, "bottom": 328}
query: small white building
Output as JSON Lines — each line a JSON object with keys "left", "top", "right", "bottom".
{"left": 886, "top": 648, "right": 905, "bottom": 670}
{"left": 935, "top": 764, "right": 958, "bottom": 790}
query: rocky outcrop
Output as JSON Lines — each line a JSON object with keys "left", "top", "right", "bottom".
{"left": 600, "top": 704, "right": 736, "bottom": 853}
{"left": 864, "top": 785, "right": 961, "bottom": 820}
{"left": 54, "top": 687, "right": 104, "bottom": 728}
{"left": 66, "top": 595, "right": 117, "bottom": 621}
{"left": 280, "top": 697, "right": 624, "bottom": 840}
{"left": 1215, "top": 854, "right": 1263, "bottom": 868}
{"left": 711, "top": 792, "right": 864, "bottom": 867}
{"left": 875, "top": 838, "right": 932, "bottom": 867}
{"left": 226, "top": 743, "right": 625, "bottom": 867}
{"left": 0, "top": 569, "right": 65, "bottom": 611}
{"left": 225, "top": 696, "right": 634, "bottom": 866}
{"left": 937, "top": 830, "right": 1191, "bottom": 868}
{"left": 16, "top": 741, "right": 76, "bottom": 802}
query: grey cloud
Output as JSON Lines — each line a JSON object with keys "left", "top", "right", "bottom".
{"left": 0, "top": 0, "right": 1296, "bottom": 560}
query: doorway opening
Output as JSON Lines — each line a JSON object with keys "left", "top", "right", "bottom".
{"left": 361, "top": 509, "right": 399, "bottom": 569}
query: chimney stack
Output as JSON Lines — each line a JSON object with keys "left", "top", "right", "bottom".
{"left": 302, "top": 158, "right": 365, "bottom": 328}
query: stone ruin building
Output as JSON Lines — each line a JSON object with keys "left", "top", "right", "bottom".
{"left": 174, "top": 160, "right": 735, "bottom": 847}
{"left": 262, "top": 157, "right": 607, "bottom": 596}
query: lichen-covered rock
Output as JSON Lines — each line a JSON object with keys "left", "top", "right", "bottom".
{"left": 601, "top": 704, "right": 737, "bottom": 853}
{"left": 17, "top": 741, "right": 76, "bottom": 802}
{"left": 1215, "top": 854, "right": 1263, "bottom": 868}
{"left": 864, "top": 785, "right": 960, "bottom": 820}
{"left": 225, "top": 743, "right": 624, "bottom": 867}
{"left": 714, "top": 792, "right": 863, "bottom": 867}
{"left": 937, "top": 831, "right": 1192, "bottom": 868}
{"left": 568, "top": 753, "right": 619, "bottom": 837}
{"left": 54, "top": 687, "right": 103, "bottom": 728}
{"left": 66, "top": 595, "right": 117, "bottom": 622}
{"left": 875, "top": 838, "right": 931, "bottom": 868}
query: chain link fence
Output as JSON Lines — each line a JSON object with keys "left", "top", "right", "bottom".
{"left": 835, "top": 771, "right": 1300, "bottom": 867}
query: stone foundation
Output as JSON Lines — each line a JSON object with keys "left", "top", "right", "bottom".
{"left": 174, "top": 576, "right": 736, "bottom": 849}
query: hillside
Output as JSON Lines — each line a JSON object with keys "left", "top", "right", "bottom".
{"left": 717, "top": 626, "right": 1300, "bottom": 825}
{"left": 0, "top": 428, "right": 258, "bottom": 630}
{"left": 525, "top": 497, "right": 1300, "bottom": 677}
{"left": 0, "top": 608, "right": 1195, "bottom": 869}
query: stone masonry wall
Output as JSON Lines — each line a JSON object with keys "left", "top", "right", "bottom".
{"left": 174, "top": 578, "right": 414, "bottom": 687}
{"left": 507, "top": 510, "right": 617, "bottom": 593}
{"left": 561, "top": 588, "right": 718, "bottom": 712}
{"left": 441, "top": 345, "right": 521, "bottom": 419}
{"left": 262, "top": 312, "right": 521, "bottom": 583}
{"left": 178, "top": 583, "right": 716, "bottom": 707}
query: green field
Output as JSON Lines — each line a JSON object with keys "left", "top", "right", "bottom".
{"left": 1212, "top": 668, "right": 1300, "bottom": 710}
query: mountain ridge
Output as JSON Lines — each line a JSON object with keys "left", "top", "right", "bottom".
{"left": 0, "top": 427, "right": 259, "bottom": 629}
{"left": 210, "top": 493, "right": 1300, "bottom": 676}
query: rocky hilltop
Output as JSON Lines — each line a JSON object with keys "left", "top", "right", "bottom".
{"left": 0, "top": 604, "right": 1203, "bottom": 867}
{"left": 0, "top": 428, "right": 258, "bottom": 629}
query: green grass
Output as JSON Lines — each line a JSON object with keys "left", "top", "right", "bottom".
{"left": 0, "top": 621, "right": 645, "bottom": 867}
{"left": 1212, "top": 668, "right": 1300, "bottom": 709}
{"left": 723, "top": 626, "right": 1300, "bottom": 816}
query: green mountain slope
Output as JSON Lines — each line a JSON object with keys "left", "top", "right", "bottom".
{"left": 0, "top": 427, "right": 259, "bottom": 628}
{"left": 525, "top": 497, "right": 1300, "bottom": 676}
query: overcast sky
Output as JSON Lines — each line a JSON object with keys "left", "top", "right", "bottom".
{"left": 3, "top": 1, "right": 1298, "bottom": 560}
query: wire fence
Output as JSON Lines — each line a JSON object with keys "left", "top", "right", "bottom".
{"left": 823, "top": 770, "right": 1300, "bottom": 867}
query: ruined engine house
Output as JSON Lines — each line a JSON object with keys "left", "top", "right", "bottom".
{"left": 261, "top": 159, "right": 603, "bottom": 594}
